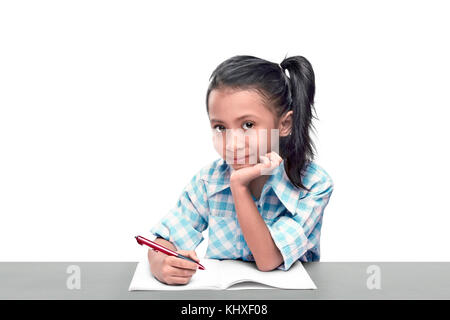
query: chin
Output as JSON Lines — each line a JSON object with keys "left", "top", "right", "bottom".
{"left": 231, "top": 163, "right": 252, "bottom": 170}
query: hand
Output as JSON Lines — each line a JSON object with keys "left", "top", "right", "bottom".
{"left": 149, "top": 249, "right": 200, "bottom": 285}
{"left": 230, "top": 151, "right": 283, "bottom": 187}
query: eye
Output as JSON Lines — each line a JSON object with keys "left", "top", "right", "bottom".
{"left": 242, "top": 121, "right": 254, "bottom": 130}
{"left": 213, "top": 124, "right": 226, "bottom": 133}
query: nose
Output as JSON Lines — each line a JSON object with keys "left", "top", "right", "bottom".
{"left": 225, "top": 129, "right": 246, "bottom": 153}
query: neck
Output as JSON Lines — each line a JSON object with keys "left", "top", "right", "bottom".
{"left": 248, "top": 174, "right": 270, "bottom": 200}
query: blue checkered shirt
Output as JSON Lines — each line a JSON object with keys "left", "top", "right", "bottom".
{"left": 150, "top": 157, "right": 334, "bottom": 270}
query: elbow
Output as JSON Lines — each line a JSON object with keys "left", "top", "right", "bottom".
{"left": 255, "top": 249, "right": 284, "bottom": 271}
{"left": 257, "top": 265, "right": 274, "bottom": 272}
{"left": 255, "top": 261, "right": 279, "bottom": 272}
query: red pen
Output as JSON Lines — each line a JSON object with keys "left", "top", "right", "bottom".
{"left": 135, "top": 235, "right": 205, "bottom": 270}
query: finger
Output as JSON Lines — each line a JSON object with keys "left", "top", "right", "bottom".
{"left": 167, "top": 255, "right": 199, "bottom": 270}
{"left": 184, "top": 250, "right": 200, "bottom": 262}
{"left": 266, "top": 152, "right": 277, "bottom": 162}
{"left": 190, "top": 251, "right": 200, "bottom": 262}
{"left": 274, "top": 153, "right": 283, "bottom": 164}
{"left": 176, "top": 250, "right": 200, "bottom": 263}
{"left": 267, "top": 152, "right": 282, "bottom": 167}
{"left": 270, "top": 158, "right": 279, "bottom": 170}
{"left": 259, "top": 156, "right": 279, "bottom": 174}
{"left": 259, "top": 155, "right": 275, "bottom": 175}
{"left": 259, "top": 155, "right": 270, "bottom": 167}
{"left": 263, "top": 154, "right": 277, "bottom": 170}
{"left": 167, "top": 275, "right": 192, "bottom": 285}
{"left": 269, "top": 151, "right": 282, "bottom": 160}
{"left": 167, "top": 265, "right": 197, "bottom": 277}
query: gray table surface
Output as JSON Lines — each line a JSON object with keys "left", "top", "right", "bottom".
{"left": 0, "top": 262, "right": 449, "bottom": 299}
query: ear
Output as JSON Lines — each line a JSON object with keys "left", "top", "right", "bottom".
{"left": 278, "top": 110, "right": 293, "bottom": 137}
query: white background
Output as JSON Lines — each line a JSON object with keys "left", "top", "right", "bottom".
{"left": 1, "top": 0, "right": 449, "bottom": 262}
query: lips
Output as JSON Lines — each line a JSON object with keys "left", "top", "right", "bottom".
{"left": 233, "top": 155, "right": 249, "bottom": 161}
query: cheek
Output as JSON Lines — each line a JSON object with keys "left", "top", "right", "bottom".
{"left": 212, "top": 133, "right": 225, "bottom": 157}
{"left": 261, "top": 128, "right": 280, "bottom": 154}
{"left": 258, "top": 133, "right": 268, "bottom": 154}
{"left": 245, "top": 130, "right": 270, "bottom": 163}
{"left": 254, "top": 129, "right": 271, "bottom": 156}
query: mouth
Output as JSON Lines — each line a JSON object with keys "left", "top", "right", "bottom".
{"left": 226, "top": 155, "right": 251, "bottom": 164}
{"left": 233, "top": 155, "right": 248, "bottom": 161}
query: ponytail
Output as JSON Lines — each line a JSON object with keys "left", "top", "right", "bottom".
{"left": 279, "top": 56, "right": 317, "bottom": 191}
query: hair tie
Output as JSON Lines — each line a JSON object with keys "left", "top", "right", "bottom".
{"left": 279, "top": 63, "right": 290, "bottom": 79}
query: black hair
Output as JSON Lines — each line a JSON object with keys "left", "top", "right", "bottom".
{"left": 205, "top": 54, "right": 318, "bottom": 192}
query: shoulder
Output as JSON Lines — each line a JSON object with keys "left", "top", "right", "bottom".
{"left": 187, "top": 157, "right": 229, "bottom": 188}
{"left": 300, "top": 161, "right": 334, "bottom": 196}
{"left": 289, "top": 161, "right": 334, "bottom": 217}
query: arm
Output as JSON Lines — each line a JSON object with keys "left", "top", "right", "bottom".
{"left": 229, "top": 152, "right": 334, "bottom": 271}
{"left": 230, "top": 183, "right": 284, "bottom": 271}
{"left": 148, "top": 171, "right": 209, "bottom": 284}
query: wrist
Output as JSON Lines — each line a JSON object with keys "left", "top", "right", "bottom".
{"left": 230, "top": 181, "right": 249, "bottom": 194}
{"left": 230, "top": 174, "right": 252, "bottom": 188}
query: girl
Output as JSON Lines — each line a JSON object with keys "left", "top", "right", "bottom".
{"left": 148, "top": 55, "right": 334, "bottom": 285}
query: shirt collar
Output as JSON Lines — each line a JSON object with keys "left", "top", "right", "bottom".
{"left": 203, "top": 158, "right": 304, "bottom": 214}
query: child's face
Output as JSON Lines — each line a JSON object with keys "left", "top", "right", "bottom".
{"left": 208, "top": 88, "right": 289, "bottom": 170}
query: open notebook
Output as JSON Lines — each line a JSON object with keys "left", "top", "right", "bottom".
{"left": 129, "top": 258, "right": 317, "bottom": 290}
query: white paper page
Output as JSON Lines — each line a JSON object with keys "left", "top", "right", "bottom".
{"left": 128, "top": 258, "right": 317, "bottom": 291}
{"left": 226, "top": 282, "right": 281, "bottom": 290}
{"left": 219, "top": 259, "right": 317, "bottom": 290}
{"left": 128, "top": 258, "right": 223, "bottom": 291}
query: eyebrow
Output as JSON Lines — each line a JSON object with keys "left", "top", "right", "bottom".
{"left": 210, "top": 114, "right": 259, "bottom": 123}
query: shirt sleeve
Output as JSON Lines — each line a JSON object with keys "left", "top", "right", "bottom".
{"left": 149, "top": 173, "right": 210, "bottom": 251}
{"left": 266, "top": 177, "right": 334, "bottom": 271}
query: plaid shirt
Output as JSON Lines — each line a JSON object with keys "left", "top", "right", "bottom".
{"left": 150, "top": 157, "right": 334, "bottom": 271}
